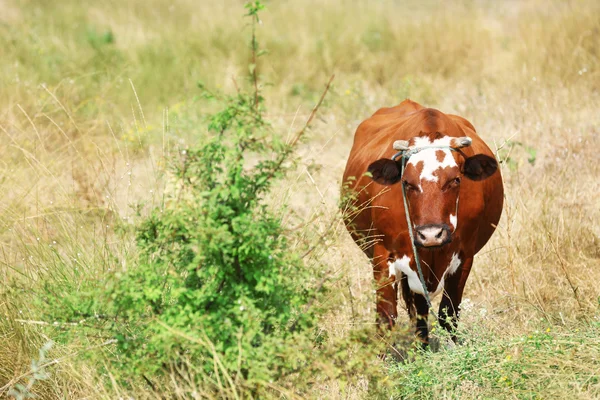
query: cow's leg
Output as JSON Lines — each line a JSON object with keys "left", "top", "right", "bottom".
{"left": 414, "top": 293, "right": 430, "bottom": 348}
{"left": 400, "top": 270, "right": 429, "bottom": 348}
{"left": 372, "top": 244, "right": 397, "bottom": 328}
{"left": 438, "top": 256, "right": 473, "bottom": 342}
{"left": 399, "top": 272, "right": 415, "bottom": 320}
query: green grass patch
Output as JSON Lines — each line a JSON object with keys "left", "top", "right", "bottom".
{"left": 391, "top": 324, "right": 600, "bottom": 399}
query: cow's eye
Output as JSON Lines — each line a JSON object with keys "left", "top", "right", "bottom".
{"left": 403, "top": 181, "right": 418, "bottom": 192}
{"left": 443, "top": 177, "right": 461, "bottom": 191}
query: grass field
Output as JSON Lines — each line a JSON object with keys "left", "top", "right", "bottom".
{"left": 1, "top": 0, "right": 600, "bottom": 398}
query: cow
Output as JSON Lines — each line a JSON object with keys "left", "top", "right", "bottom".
{"left": 341, "top": 99, "right": 503, "bottom": 347}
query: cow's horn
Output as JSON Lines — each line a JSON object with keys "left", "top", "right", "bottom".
{"left": 453, "top": 137, "right": 472, "bottom": 148}
{"left": 393, "top": 140, "right": 410, "bottom": 151}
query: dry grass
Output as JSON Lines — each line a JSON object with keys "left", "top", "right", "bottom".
{"left": 1, "top": 0, "right": 599, "bottom": 398}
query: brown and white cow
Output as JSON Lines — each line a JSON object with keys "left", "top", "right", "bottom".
{"left": 342, "top": 99, "right": 503, "bottom": 346}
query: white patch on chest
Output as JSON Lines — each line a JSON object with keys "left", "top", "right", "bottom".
{"left": 431, "top": 252, "right": 462, "bottom": 297}
{"left": 388, "top": 255, "right": 426, "bottom": 295}
{"left": 448, "top": 252, "right": 462, "bottom": 275}
{"left": 408, "top": 136, "right": 457, "bottom": 183}
{"left": 389, "top": 252, "right": 462, "bottom": 298}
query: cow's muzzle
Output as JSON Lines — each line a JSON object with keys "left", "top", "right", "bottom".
{"left": 414, "top": 224, "right": 452, "bottom": 248}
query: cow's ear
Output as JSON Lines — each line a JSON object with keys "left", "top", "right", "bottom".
{"left": 463, "top": 154, "right": 498, "bottom": 181}
{"left": 367, "top": 159, "right": 402, "bottom": 185}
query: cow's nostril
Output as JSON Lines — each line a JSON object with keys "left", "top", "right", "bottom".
{"left": 415, "top": 225, "right": 450, "bottom": 246}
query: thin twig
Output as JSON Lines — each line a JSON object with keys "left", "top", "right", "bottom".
{"left": 283, "top": 213, "right": 321, "bottom": 233}
{"left": 129, "top": 79, "right": 147, "bottom": 129}
{"left": 250, "top": 14, "right": 259, "bottom": 111}
{"left": 231, "top": 75, "right": 241, "bottom": 95}
{"left": 289, "top": 74, "right": 335, "bottom": 148}
{"left": 262, "top": 75, "right": 334, "bottom": 184}
{"left": 14, "top": 319, "right": 82, "bottom": 326}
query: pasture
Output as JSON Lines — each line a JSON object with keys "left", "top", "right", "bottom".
{"left": 1, "top": 0, "right": 599, "bottom": 398}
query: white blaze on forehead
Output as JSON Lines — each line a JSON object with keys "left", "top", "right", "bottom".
{"left": 407, "top": 136, "right": 458, "bottom": 183}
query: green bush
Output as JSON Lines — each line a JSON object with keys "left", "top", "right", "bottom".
{"left": 112, "top": 92, "right": 315, "bottom": 379}
{"left": 102, "top": 1, "right": 325, "bottom": 391}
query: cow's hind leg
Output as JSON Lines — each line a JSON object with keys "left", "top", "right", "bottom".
{"left": 372, "top": 244, "right": 397, "bottom": 329}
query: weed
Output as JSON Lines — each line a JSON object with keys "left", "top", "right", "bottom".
{"left": 6, "top": 341, "right": 53, "bottom": 400}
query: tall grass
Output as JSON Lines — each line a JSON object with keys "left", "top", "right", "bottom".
{"left": 1, "top": 0, "right": 599, "bottom": 398}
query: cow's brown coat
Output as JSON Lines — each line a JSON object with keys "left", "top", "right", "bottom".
{"left": 342, "top": 99, "right": 503, "bottom": 345}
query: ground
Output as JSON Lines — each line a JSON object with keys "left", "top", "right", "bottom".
{"left": 1, "top": 0, "right": 599, "bottom": 398}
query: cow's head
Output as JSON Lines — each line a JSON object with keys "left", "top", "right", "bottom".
{"left": 367, "top": 134, "right": 498, "bottom": 248}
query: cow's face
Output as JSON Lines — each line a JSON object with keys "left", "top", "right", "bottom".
{"left": 367, "top": 134, "right": 498, "bottom": 248}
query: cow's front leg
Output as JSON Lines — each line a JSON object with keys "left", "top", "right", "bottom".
{"left": 399, "top": 272, "right": 415, "bottom": 320}
{"left": 438, "top": 256, "right": 473, "bottom": 342}
{"left": 414, "top": 293, "right": 430, "bottom": 348}
{"left": 372, "top": 245, "right": 397, "bottom": 329}
{"left": 398, "top": 266, "right": 429, "bottom": 348}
